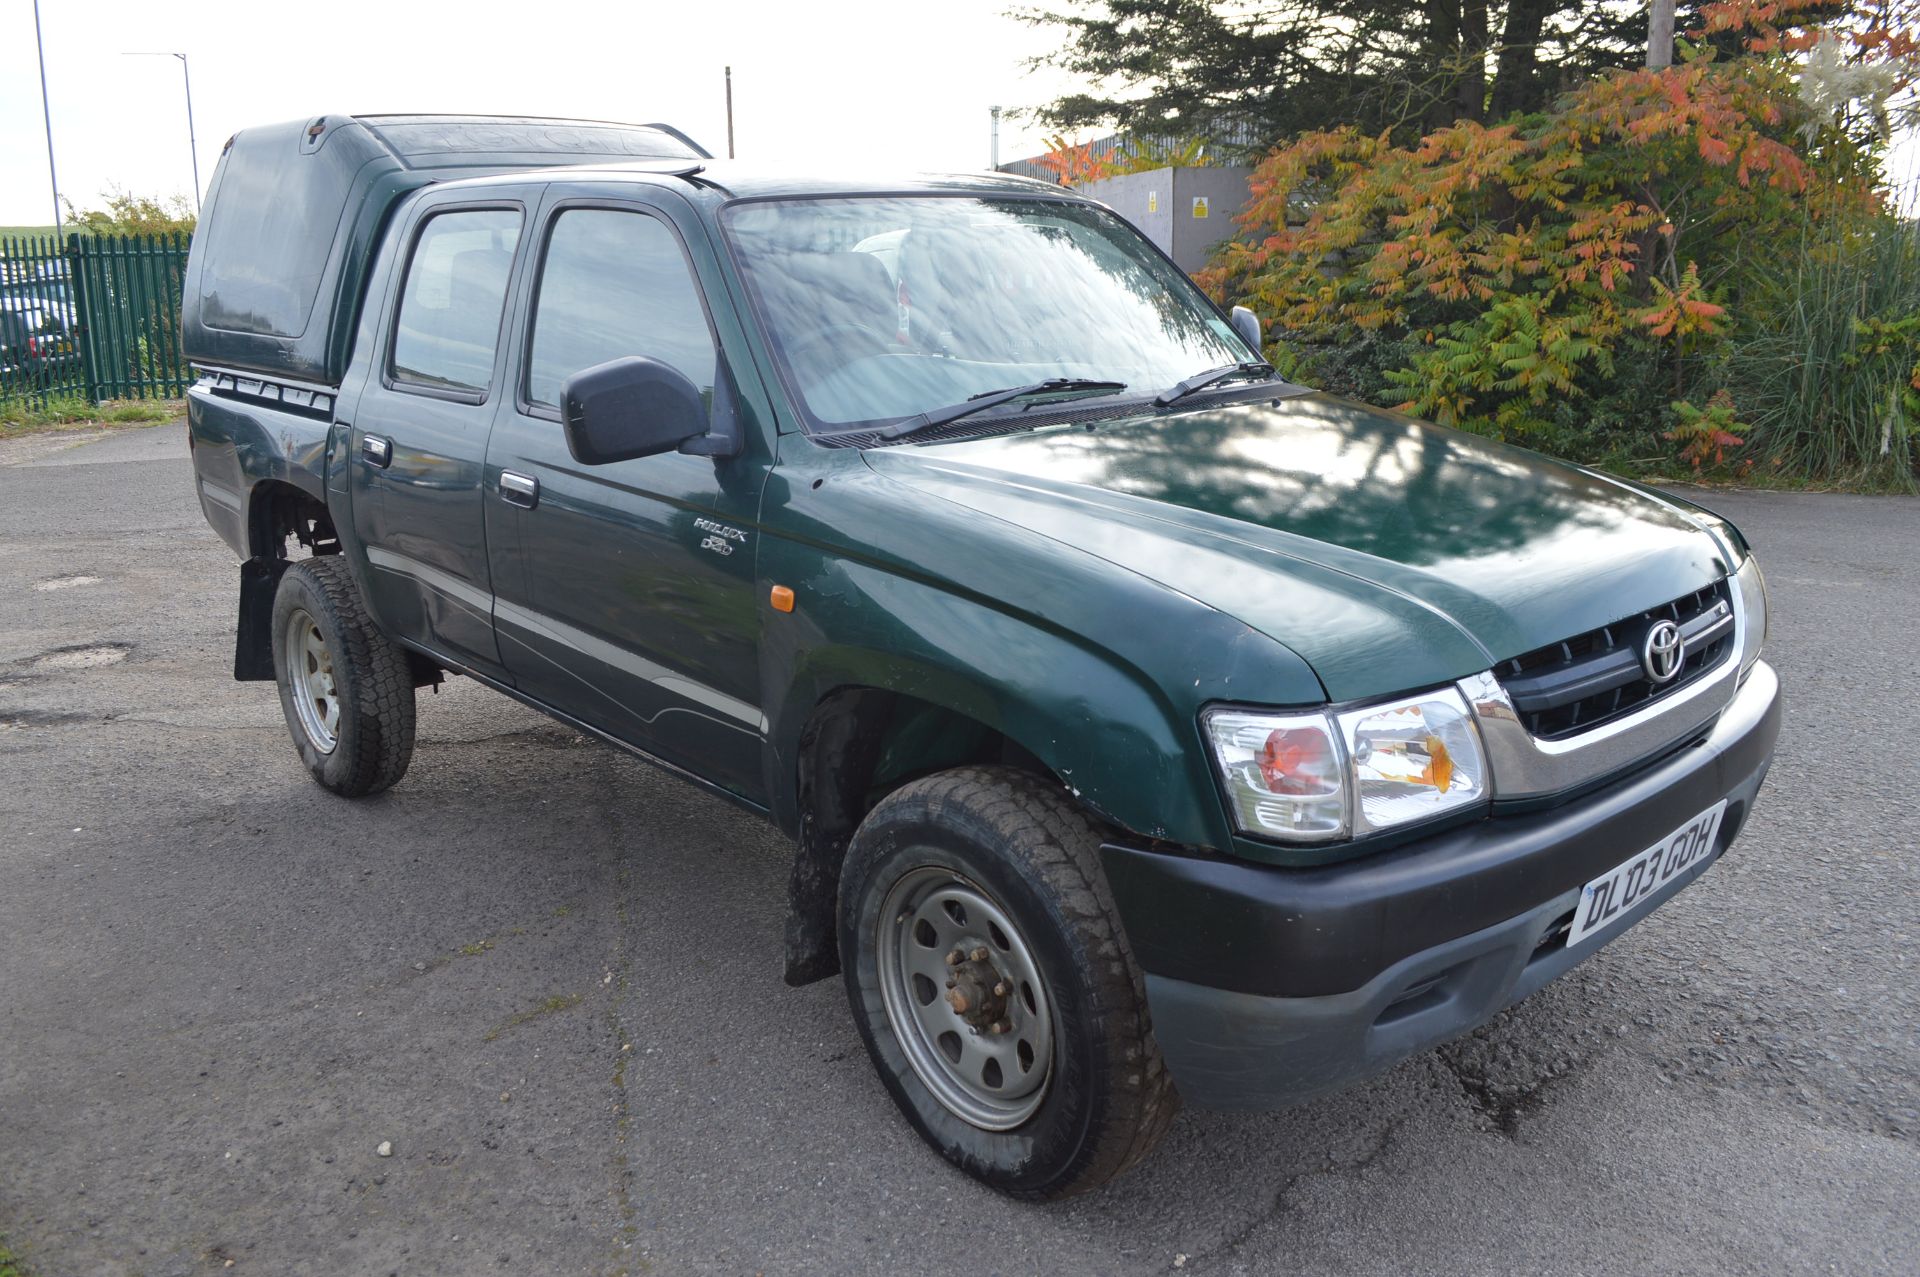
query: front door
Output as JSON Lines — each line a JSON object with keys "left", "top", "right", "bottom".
{"left": 347, "top": 196, "right": 533, "bottom": 680}
{"left": 483, "top": 197, "right": 770, "bottom": 800}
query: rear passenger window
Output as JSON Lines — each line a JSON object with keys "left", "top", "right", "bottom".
{"left": 526, "top": 209, "right": 717, "bottom": 409}
{"left": 390, "top": 208, "right": 523, "bottom": 395}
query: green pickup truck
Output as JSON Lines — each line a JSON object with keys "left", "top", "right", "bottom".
{"left": 182, "top": 114, "right": 1779, "bottom": 1199}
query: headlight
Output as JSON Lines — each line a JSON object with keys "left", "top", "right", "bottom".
{"left": 1202, "top": 709, "right": 1348, "bottom": 841}
{"left": 1204, "top": 688, "right": 1490, "bottom": 844}
{"left": 1336, "top": 690, "right": 1489, "bottom": 835}
{"left": 1733, "top": 556, "right": 1768, "bottom": 678}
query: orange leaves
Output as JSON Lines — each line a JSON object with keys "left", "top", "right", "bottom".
{"left": 1036, "top": 134, "right": 1120, "bottom": 186}
{"left": 1639, "top": 264, "right": 1725, "bottom": 340}
{"left": 1202, "top": 40, "right": 1864, "bottom": 449}
{"left": 1695, "top": 2, "right": 1825, "bottom": 50}
{"left": 1214, "top": 54, "right": 1805, "bottom": 355}
{"left": 1664, "top": 391, "right": 1749, "bottom": 469}
{"left": 1564, "top": 201, "right": 1657, "bottom": 292}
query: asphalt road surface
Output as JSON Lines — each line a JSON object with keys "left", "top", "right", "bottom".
{"left": 2, "top": 422, "right": 1915, "bottom": 1277}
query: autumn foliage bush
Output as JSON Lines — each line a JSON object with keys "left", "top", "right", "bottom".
{"left": 1202, "top": 2, "right": 1920, "bottom": 487}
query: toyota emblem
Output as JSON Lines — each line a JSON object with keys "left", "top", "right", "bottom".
{"left": 1642, "top": 619, "right": 1684, "bottom": 684}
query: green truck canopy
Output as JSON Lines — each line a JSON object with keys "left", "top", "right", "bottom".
{"left": 181, "top": 113, "right": 707, "bottom": 387}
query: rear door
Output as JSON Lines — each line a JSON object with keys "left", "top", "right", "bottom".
{"left": 346, "top": 192, "right": 535, "bottom": 680}
{"left": 482, "top": 192, "right": 773, "bottom": 800}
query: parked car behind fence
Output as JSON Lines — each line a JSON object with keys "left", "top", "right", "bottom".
{"left": 0, "top": 233, "right": 192, "bottom": 407}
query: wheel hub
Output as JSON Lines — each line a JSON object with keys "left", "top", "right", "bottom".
{"left": 874, "top": 867, "right": 1056, "bottom": 1131}
{"left": 944, "top": 947, "right": 1012, "bottom": 1034}
{"left": 284, "top": 606, "right": 340, "bottom": 755}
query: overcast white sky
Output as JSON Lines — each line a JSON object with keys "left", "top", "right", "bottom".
{"left": 0, "top": 0, "right": 1082, "bottom": 226}
{"left": 9, "top": 1, "right": 1919, "bottom": 227}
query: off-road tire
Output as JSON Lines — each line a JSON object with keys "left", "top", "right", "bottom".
{"left": 270, "top": 556, "right": 415, "bottom": 796}
{"left": 838, "top": 765, "right": 1179, "bottom": 1199}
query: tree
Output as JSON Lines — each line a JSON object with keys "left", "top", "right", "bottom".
{"left": 1018, "top": 2, "right": 1708, "bottom": 144}
{"left": 1196, "top": 0, "right": 1920, "bottom": 482}
{"left": 61, "top": 188, "right": 196, "bottom": 237}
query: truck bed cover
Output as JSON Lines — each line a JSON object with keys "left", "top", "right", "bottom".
{"left": 180, "top": 113, "right": 706, "bottom": 388}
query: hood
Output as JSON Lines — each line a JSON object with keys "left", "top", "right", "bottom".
{"left": 861, "top": 392, "right": 1729, "bottom": 703}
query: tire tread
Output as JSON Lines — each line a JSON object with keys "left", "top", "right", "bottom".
{"left": 854, "top": 765, "right": 1179, "bottom": 1198}
{"left": 275, "top": 556, "right": 415, "bottom": 796}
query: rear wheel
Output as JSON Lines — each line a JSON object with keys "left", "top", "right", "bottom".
{"left": 838, "top": 766, "right": 1178, "bottom": 1199}
{"left": 270, "top": 557, "right": 415, "bottom": 796}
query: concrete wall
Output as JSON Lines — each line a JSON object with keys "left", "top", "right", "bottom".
{"left": 1076, "top": 166, "right": 1252, "bottom": 274}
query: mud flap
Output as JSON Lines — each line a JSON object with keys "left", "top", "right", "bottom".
{"left": 234, "top": 557, "right": 289, "bottom": 681}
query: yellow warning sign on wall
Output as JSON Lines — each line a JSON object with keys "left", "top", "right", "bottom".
{"left": 1148, "top": 191, "right": 1158, "bottom": 213}
{"left": 1192, "top": 196, "right": 1210, "bottom": 219}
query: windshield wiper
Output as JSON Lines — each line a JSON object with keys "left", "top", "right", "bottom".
{"left": 878, "top": 378, "right": 1128, "bottom": 440}
{"left": 1153, "top": 361, "right": 1276, "bottom": 407}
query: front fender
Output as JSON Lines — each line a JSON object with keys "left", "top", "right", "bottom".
{"left": 755, "top": 462, "right": 1325, "bottom": 852}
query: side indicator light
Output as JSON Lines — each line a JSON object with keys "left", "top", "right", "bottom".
{"left": 770, "top": 585, "right": 795, "bottom": 613}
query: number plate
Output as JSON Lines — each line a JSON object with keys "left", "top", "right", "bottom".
{"left": 1567, "top": 799, "right": 1727, "bottom": 949}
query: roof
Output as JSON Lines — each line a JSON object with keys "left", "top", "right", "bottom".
{"left": 430, "top": 161, "right": 1082, "bottom": 204}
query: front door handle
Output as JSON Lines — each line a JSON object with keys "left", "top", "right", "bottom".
{"left": 499, "top": 470, "right": 540, "bottom": 510}
{"left": 361, "top": 434, "right": 392, "bottom": 468}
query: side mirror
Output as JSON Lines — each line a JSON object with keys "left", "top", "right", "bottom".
{"left": 561, "top": 356, "right": 711, "bottom": 466}
{"left": 1230, "top": 305, "right": 1263, "bottom": 355}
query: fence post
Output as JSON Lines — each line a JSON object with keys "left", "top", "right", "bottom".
{"left": 64, "top": 234, "right": 101, "bottom": 404}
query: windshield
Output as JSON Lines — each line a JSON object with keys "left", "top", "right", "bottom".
{"left": 722, "top": 196, "right": 1257, "bottom": 434}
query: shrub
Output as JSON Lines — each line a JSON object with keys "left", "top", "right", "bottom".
{"left": 1202, "top": 1, "right": 1920, "bottom": 487}
{"left": 1715, "top": 206, "right": 1920, "bottom": 483}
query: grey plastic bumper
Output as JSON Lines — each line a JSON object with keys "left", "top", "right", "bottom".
{"left": 1139, "top": 660, "right": 1779, "bottom": 1111}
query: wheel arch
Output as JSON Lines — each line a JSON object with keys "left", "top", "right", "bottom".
{"left": 779, "top": 679, "right": 1067, "bottom": 986}
{"left": 245, "top": 477, "right": 339, "bottom": 561}
{"left": 231, "top": 480, "right": 343, "bottom": 681}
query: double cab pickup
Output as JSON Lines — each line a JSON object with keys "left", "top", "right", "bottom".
{"left": 182, "top": 114, "right": 1779, "bottom": 1198}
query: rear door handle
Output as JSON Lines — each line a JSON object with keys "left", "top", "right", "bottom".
{"left": 499, "top": 471, "right": 540, "bottom": 510}
{"left": 361, "top": 434, "right": 392, "bottom": 468}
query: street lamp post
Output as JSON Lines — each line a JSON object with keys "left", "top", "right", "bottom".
{"left": 123, "top": 52, "right": 201, "bottom": 212}
{"left": 33, "top": 0, "right": 63, "bottom": 235}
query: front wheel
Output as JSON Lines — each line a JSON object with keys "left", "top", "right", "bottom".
{"left": 838, "top": 766, "right": 1178, "bottom": 1199}
{"left": 270, "top": 556, "right": 416, "bottom": 797}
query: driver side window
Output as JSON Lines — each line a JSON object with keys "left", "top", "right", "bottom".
{"left": 525, "top": 208, "right": 717, "bottom": 410}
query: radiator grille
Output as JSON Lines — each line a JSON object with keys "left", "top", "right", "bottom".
{"left": 1496, "top": 582, "right": 1734, "bottom": 740}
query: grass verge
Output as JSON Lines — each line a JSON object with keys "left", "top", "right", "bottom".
{"left": 0, "top": 1232, "right": 29, "bottom": 1277}
{"left": 0, "top": 396, "right": 180, "bottom": 440}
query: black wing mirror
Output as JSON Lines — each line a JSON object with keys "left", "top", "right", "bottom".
{"left": 561, "top": 356, "right": 737, "bottom": 465}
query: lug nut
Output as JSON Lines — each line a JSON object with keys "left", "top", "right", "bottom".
{"left": 946, "top": 951, "right": 962, "bottom": 966}
{"left": 970, "top": 947, "right": 988, "bottom": 962}
{"left": 991, "top": 1020, "right": 1011, "bottom": 1035}
{"left": 993, "top": 982, "right": 1008, "bottom": 997}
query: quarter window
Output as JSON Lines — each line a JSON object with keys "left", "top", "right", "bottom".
{"left": 391, "top": 208, "right": 523, "bottom": 394}
{"left": 526, "top": 209, "right": 717, "bottom": 409}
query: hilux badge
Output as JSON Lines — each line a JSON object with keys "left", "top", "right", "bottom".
{"left": 1642, "top": 619, "right": 1684, "bottom": 684}
{"left": 694, "top": 517, "right": 747, "bottom": 557}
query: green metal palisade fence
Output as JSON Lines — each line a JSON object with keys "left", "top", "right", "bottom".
{"left": 0, "top": 231, "right": 193, "bottom": 406}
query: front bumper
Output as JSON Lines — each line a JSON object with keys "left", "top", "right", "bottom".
{"left": 1101, "top": 660, "right": 1780, "bottom": 1110}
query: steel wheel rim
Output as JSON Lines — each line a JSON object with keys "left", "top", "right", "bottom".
{"left": 875, "top": 864, "right": 1055, "bottom": 1131}
{"left": 285, "top": 607, "right": 340, "bottom": 754}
